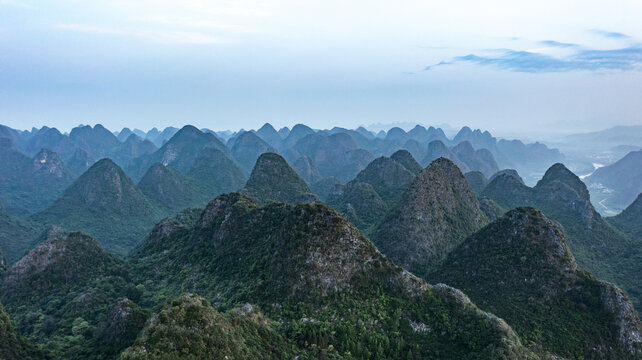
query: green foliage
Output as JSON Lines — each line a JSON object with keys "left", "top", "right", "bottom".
{"left": 483, "top": 163, "right": 642, "bottom": 308}
{"left": 609, "top": 192, "right": 642, "bottom": 240}
{"left": 129, "top": 193, "right": 536, "bottom": 359}
{"left": 0, "top": 302, "right": 49, "bottom": 359}
{"left": 242, "top": 152, "right": 318, "bottom": 205}
{"left": 1, "top": 231, "right": 147, "bottom": 359}
{"left": 120, "top": 294, "right": 295, "bottom": 359}
{"left": 429, "top": 208, "right": 640, "bottom": 358}
{"left": 32, "top": 159, "right": 163, "bottom": 256}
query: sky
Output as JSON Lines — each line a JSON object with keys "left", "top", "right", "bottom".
{"left": 1, "top": 0, "right": 641, "bottom": 138}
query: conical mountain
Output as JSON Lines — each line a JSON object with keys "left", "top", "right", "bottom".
{"left": 0, "top": 302, "right": 48, "bottom": 359}
{"left": 129, "top": 125, "right": 230, "bottom": 179}
{"left": 281, "top": 123, "right": 314, "bottom": 149}
{"left": 26, "top": 126, "right": 76, "bottom": 159}
{"left": 33, "top": 158, "right": 162, "bottom": 255}
{"left": 353, "top": 156, "right": 415, "bottom": 204}
{"left": 130, "top": 193, "right": 535, "bottom": 359}
{"left": 0, "top": 139, "right": 75, "bottom": 215}
{"left": 228, "top": 131, "right": 277, "bottom": 175}
{"left": 255, "top": 122, "right": 282, "bottom": 148}
{"left": 451, "top": 141, "right": 499, "bottom": 177}
{"left": 464, "top": 171, "right": 488, "bottom": 194}
{"left": 372, "top": 158, "right": 488, "bottom": 278}
{"left": 422, "top": 140, "right": 468, "bottom": 170}
{"left": 111, "top": 134, "right": 157, "bottom": 167}
{"left": 430, "top": 207, "right": 642, "bottom": 358}
{"left": 1, "top": 229, "right": 145, "bottom": 359}
{"left": 489, "top": 169, "right": 524, "bottom": 184}
{"left": 116, "top": 127, "right": 134, "bottom": 142}
{"left": 483, "top": 162, "right": 642, "bottom": 308}
{"left": 242, "top": 153, "right": 318, "bottom": 205}
{"left": 390, "top": 149, "right": 423, "bottom": 174}
{"left": 69, "top": 124, "right": 121, "bottom": 158}
{"left": 138, "top": 163, "right": 204, "bottom": 215}
{"left": 120, "top": 294, "right": 294, "bottom": 359}
{"left": 609, "top": 192, "right": 642, "bottom": 239}
{"left": 186, "top": 147, "right": 247, "bottom": 198}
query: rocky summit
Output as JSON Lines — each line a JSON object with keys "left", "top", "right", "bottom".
{"left": 372, "top": 157, "right": 488, "bottom": 278}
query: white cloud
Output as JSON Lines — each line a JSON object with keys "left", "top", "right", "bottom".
{"left": 55, "top": 23, "right": 231, "bottom": 45}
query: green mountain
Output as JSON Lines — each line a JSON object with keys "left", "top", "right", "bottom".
{"left": 327, "top": 155, "right": 416, "bottom": 231}
{"left": 138, "top": 163, "right": 205, "bottom": 215}
{"left": 609, "top": 192, "right": 642, "bottom": 239}
{"left": 228, "top": 131, "right": 277, "bottom": 175}
{"left": 186, "top": 147, "right": 247, "bottom": 198}
{"left": 451, "top": 141, "right": 499, "bottom": 178}
{"left": 129, "top": 125, "right": 230, "bottom": 180}
{"left": 489, "top": 169, "right": 524, "bottom": 184}
{"left": 372, "top": 158, "right": 488, "bottom": 278}
{"left": 422, "top": 140, "right": 468, "bottom": 171}
{"left": 33, "top": 159, "right": 162, "bottom": 256}
{"left": 0, "top": 200, "right": 42, "bottom": 264}
{"left": 482, "top": 163, "right": 642, "bottom": 308}
{"left": 291, "top": 155, "right": 322, "bottom": 184}
{"left": 430, "top": 208, "right": 642, "bottom": 358}
{"left": 120, "top": 294, "right": 295, "bottom": 360}
{"left": 0, "top": 139, "right": 75, "bottom": 215}
{"left": 310, "top": 176, "right": 343, "bottom": 201}
{"left": 1, "top": 229, "right": 146, "bottom": 359}
{"left": 464, "top": 171, "right": 488, "bottom": 194}
{"left": 66, "top": 148, "right": 95, "bottom": 177}
{"left": 130, "top": 193, "right": 536, "bottom": 359}
{"left": 390, "top": 149, "right": 423, "bottom": 174}
{"left": 0, "top": 302, "right": 48, "bottom": 359}
{"left": 242, "top": 152, "right": 318, "bottom": 205}
{"left": 255, "top": 122, "right": 283, "bottom": 148}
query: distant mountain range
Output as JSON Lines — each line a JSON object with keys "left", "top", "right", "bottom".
{"left": 0, "top": 122, "right": 641, "bottom": 359}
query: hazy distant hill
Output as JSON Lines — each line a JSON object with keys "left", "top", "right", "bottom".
{"left": 585, "top": 150, "right": 642, "bottom": 214}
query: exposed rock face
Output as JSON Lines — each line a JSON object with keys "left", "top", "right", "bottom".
{"left": 96, "top": 298, "right": 148, "bottom": 356}
{"left": 430, "top": 207, "right": 642, "bottom": 359}
{"left": 242, "top": 152, "right": 318, "bottom": 205}
{"left": 372, "top": 157, "right": 488, "bottom": 277}
{"left": 32, "top": 148, "right": 70, "bottom": 178}
{"left": 131, "top": 193, "right": 536, "bottom": 359}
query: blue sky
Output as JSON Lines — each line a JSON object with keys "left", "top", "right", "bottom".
{"left": 0, "top": 0, "right": 641, "bottom": 137}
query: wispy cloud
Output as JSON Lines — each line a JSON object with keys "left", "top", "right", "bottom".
{"left": 539, "top": 40, "right": 577, "bottom": 48}
{"left": 426, "top": 34, "right": 642, "bottom": 73}
{"left": 0, "top": 0, "right": 32, "bottom": 9}
{"left": 55, "top": 23, "right": 231, "bottom": 45}
{"left": 590, "top": 29, "right": 631, "bottom": 39}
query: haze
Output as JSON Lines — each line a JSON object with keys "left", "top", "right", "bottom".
{"left": 1, "top": 0, "right": 641, "bottom": 136}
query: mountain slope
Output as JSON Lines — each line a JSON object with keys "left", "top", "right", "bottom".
{"left": 228, "top": 131, "right": 277, "bottom": 175}
{"left": 609, "top": 192, "right": 642, "bottom": 239}
{"left": 390, "top": 149, "right": 423, "bottom": 175}
{"left": 0, "top": 139, "right": 75, "bottom": 215}
{"left": 430, "top": 207, "right": 642, "bottom": 358}
{"left": 372, "top": 158, "right": 488, "bottom": 278}
{"left": 186, "top": 147, "right": 247, "bottom": 199}
{"left": 1, "top": 229, "right": 146, "bottom": 359}
{"left": 130, "top": 193, "right": 536, "bottom": 359}
{"left": 0, "top": 201, "right": 41, "bottom": 264}
{"left": 120, "top": 294, "right": 294, "bottom": 360}
{"left": 483, "top": 163, "right": 642, "bottom": 308}
{"left": 586, "top": 150, "right": 642, "bottom": 213}
{"left": 33, "top": 159, "right": 162, "bottom": 255}
{"left": 0, "top": 302, "right": 48, "bottom": 359}
{"left": 138, "top": 163, "right": 204, "bottom": 215}
{"left": 242, "top": 153, "right": 318, "bottom": 205}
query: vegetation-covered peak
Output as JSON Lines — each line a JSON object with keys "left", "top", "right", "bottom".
{"left": 242, "top": 152, "right": 318, "bottom": 205}
{"left": 489, "top": 169, "right": 524, "bottom": 184}
{"left": 390, "top": 149, "right": 423, "bottom": 174}
{"left": 0, "top": 302, "right": 48, "bottom": 359}
{"left": 120, "top": 294, "right": 294, "bottom": 360}
{"left": 430, "top": 207, "right": 642, "bottom": 358}
{"left": 464, "top": 171, "right": 488, "bottom": 194}
{"left": 372, "top": 157, "right": 487, "bottom": 278}
{"left": 536, "top": 163, "right": 589, "bottom": 200}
